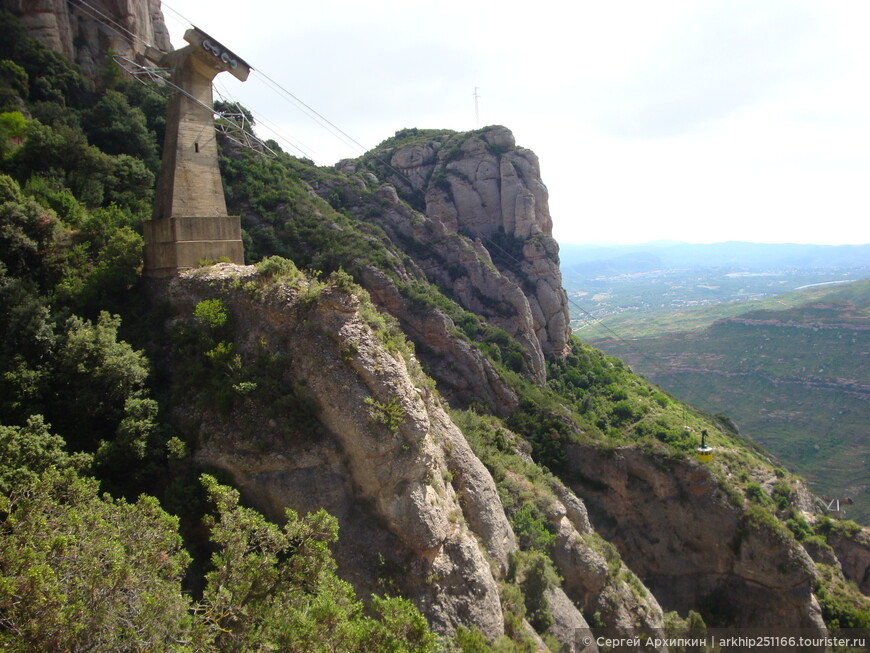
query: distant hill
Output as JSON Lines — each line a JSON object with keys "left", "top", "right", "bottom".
{"left": 586, "top": 280, "right": 870, "bottom": 523}
{"left": 562, "top": 241, "right": 870, "bottom": 341}
{"left": 576, "top": 280, "right": 869, "bottom": 340}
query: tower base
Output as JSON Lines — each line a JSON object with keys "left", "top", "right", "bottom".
{"left": 143, "top": 215, "right": 244, "bottom": 277}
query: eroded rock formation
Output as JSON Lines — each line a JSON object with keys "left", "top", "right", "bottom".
{"left": 826, "top": 527, "right": 870, "bottom": 595}
{"left": 1, "top": 0, "right": 171, "bottom": 78}
{"left": 355, "top": 126, "right": 571, "bottom": 365}
{"left": 160, "top": 265, "right": 679, "bottom": 650}
{"left": 163, "top": 265, "right": 542, "bottom": 639}
{"left": 566, "top": 443, "right": 828, "bottom": 633}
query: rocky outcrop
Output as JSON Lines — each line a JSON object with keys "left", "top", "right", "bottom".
{"left": 360, "top": 126, "right": 571, "bottom": 362}
{"left": 358, "top": 264, "right": 521, "bottom": 415}
{"left": 550, "top": 502, "right": 666, "bottom": 638}
{"left": 161, "top": 264, "right": 662, "bottom": 651}
{"left": 545, "top": 586, "right": 599, "bottom": 653}
{"left": 827, "top": 526, "right": 870, "bottom": 595}
{"left": 166, "top": 264, "right": 510, "bottom": 637}
{"left": 1, "top": 0, "right": 171, "bottom": 78}
{"left": 536, "top": 478, "right": 666, "bottom": 643}
{"left": 566, "top": 443, "right": 827, "bottom": 633}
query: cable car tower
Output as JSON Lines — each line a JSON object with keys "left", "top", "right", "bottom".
{"left": 142, "top": 27, "right": 250, "bottom": 277}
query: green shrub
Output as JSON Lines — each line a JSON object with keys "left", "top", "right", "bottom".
{"left": 744, "top": 482, "right": 771, "bottom": 506}
{"left": 815, "top": 564, "right": 870, "bottom": 629}
{"left": 364, "top": 397, "right": 406, "bottom": 433}
{"left": 328, "top": 267, "right": 358, "bottom": 293}
{"left": 196, "top": 474, "right": 439, "bottom": 651}
{"left": 498, "top": 582, "right": 527, "bottom": 640}
{"left": 255, "top": 254, "right": 303, "bottom": 282}
{"left": 0, "top": 173, "right": 22, "bottom": 203}
{"left": 652, "top": 392, "right": 669, "bottom": 407}
{"left": 815, "top": 516, "right": 862, "bottom": 539}
{"left": 770, "top": 480, "right": 792, "bottom": 511}
{"left": 193, "top": 298, "right": 229, "bottom": 330}
{"left": 738, "top": 504, "right": 792, "bottom": 546}
{"left": 22, "top": 175, "right": 86, "bottom": 226}
{"left": 48, "top": 312, "right": 149, "bottom": 449}
{"left": 81, "top": 90, "right": 159, "bottom": 171}
{"left": 0, "top": 416, "right": 90, "bottom": 493}
{"left": 510, "top": 504, "right": 556, "bottom": 550}
{"left": 0, "top": 469, "right": 192, "bottom": 651}
{"left": 509, "top": 549, "right": 559, "bottom": 634}
{"left": 611, "top": 399, "right": 639, "bottom": 423}
{"left": 785, "top": 511, "right": 812, "bottom": 541}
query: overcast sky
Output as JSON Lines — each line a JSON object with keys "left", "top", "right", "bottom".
{"left": 160, "top": 0, "right": 870, "bottom": 246}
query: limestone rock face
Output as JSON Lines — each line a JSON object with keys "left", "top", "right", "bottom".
{"left": 374, "top": 205, "right": 547, "bottom": 381}
{"left": 1, "top": 0, "right": 171, "bottom": 78}
{"left": 369, "top": 126, "right": 571, "bottom": 362}
{"left": 566, "top": 443, "right": 828, "bottom": 633}
{"left": 827, "top": 526, "right": 870, "bottom": 595}
{"left": 545, "top": 586, "right": 599, "bottom": 653}
{"left": 358, "top": 264, "right": 522, "bottom": 415}
{"left": 508, "top": 472, "right": 665, "bottom": 641}
{"left": 160, "top": 265, "right": 630, "bottom": 650}
{"left": 166, "top": 264, "right": 514, "bottom": 637}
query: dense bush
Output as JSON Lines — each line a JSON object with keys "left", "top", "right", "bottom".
{"left": 0, "top": 466, "right": 439, "bottom": 652}
{"left": 82, "top": 90, "right": 160, "bottom": 171}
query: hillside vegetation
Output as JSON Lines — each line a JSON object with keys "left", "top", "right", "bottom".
{"left": 1, "top": 10, "right": 868, "bottom": 649}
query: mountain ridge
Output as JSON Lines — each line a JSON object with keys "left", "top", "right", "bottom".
{"left": 561, "top": 241, "right": 870, "bottom": 273}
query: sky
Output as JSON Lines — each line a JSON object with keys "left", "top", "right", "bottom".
{"left": 159, "top": 0, "right": 870, "bottom": 246}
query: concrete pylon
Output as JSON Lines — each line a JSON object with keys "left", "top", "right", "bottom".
{"left": 143, "top": 28, "right": 250, "bottom": 277}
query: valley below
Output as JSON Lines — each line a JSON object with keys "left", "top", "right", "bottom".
{"left": 565, "top": 246, "right": 870, "bottom": 524}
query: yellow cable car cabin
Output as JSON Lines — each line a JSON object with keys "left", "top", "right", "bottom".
{"left": 696, "top": 429, "right": 714, "bottom": 462}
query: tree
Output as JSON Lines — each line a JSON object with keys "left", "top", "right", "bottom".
{"left": 194, "top": 475, "right": 437, "bottom": 652}
{"left": 102, "top": 154, "right": 154, "bottom": 212}
{"left": 0, "top": 61, "right": 28, "bottom": 99}
{"left": 0, "top": 192, "right": 58, "bottom": 279}
{"left": 0, "top": 469, "right": 193, "bottom": 651}
{"left": 0, "top": 274, "right": 56, "bottom": 421}
{"left": 82, "top": 90, "right": 160, "bottom": 172}
{"left": 0, "top": 111, "right": 27, "bottom": 155}
{"left": 56, "top": 224, "right": 144, "bottom": 313}
{"left": 0, "top": 415, "right": 90, "bottom": 493}
{"left": 46, "top": 312, "right": 149, "bottom": 450}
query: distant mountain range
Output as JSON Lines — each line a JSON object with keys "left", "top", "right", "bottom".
{"left": 561, "top": 241, "right": 870, "bottom": 275}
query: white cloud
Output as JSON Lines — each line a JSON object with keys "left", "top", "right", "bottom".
{"left": 163, "top": 0, "right": 870, "bottom": 245}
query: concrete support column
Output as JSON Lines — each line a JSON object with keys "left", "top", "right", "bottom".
{"left": 143, "top": 28, "right": 250, "bottom": 277}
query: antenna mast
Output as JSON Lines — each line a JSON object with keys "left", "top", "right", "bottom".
{"left": 473, "top": 86, "right": 480, "bottom": 128}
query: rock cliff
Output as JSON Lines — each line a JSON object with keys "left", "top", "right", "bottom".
{"left": 166, "top": 264, "right": 510, "bottom": 637}
{"left": 826, "top": 527, "right": 870, "bottom": 595}
{"left": 565, "top": 443, "right": 828, "bottom": 632}
{"left": 158, "top": 263, "right": 678, "bottom": 650}
{"left": 0, "top": 0, "right": 170, "bottom": 78}
{"left": 353, "top": 126, "right": 571, "bottom": 364}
